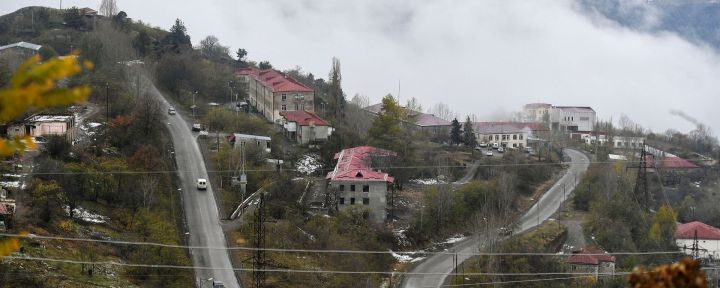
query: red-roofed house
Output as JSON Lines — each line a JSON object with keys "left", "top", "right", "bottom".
{"left": 566, "top": 247, "right": 616, "bottom": 278}
{"left": 644, "top": 155, "right": 699, "bottom": 184}
{"left": 279, "top": 110, "right": 332, "bottom": 144}
{"left": 676, "top": 221, "right": 720, "bottom": 260}
{"left": 236, "top": 67, "right": 315, "bottom": 123}
{"left": 326, "top": 146, "right": 396, "bottom": 223}
{"left": 364, "top": 103, "right": 451, "bottom": 140}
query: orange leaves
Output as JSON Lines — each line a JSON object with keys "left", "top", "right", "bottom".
{"left": 0, "top": 231, "right": 27, "bottom": 257}
{"left": 629, "top": 258, "right": 708, "bottom": 288}
{"left": 0, "top": 52, "right": 92, "bottom": 156}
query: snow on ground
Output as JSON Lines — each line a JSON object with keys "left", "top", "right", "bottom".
{"left": 390, "top": 250, "right": 425, "bottom": 263}
{"left": 409, "top": 178, "right": 446, "bottom": 185}
{"left": 2, "top": 174, "right": 23, "bottom": 178}
{"left": 441, "top": 234, "right": 467, "bottom": 245}
{"left": 0, "top": 181, "right": 21, "bottom": 189}
{"left": 88, "top": 122, "right": 102, "bottom": 128}
{"left": 296, "top": 154, "right": 322, "bottom": 175}
{"left": 394, "top": 229, "right": 411, "bottom": 247}
{"left": 63, "top": 205, "right": 109, "bottom": 224}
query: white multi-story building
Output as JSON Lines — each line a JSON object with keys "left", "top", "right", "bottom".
{"left": 549, "top": 106, "right": 596, "bottom": 132}
{"left": 472, "top": 122, "right": 548, "bottom": 148}
{"left": 522, "top": 103, "right": 552, "bottom": 122}
{"left": 582, "top": 134, "right": 645, "bottom": 149}
{"left": 676, "top": 221, "right": 720, "bottom": 260}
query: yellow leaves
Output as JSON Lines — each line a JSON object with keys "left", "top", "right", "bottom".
{"left": 629, "top": 258, "right": 707, "bottom": 288}
{"left": 0, "top": 231, "right": 27, "bottom": 257}
{"left": 0, "top": 52, "right": 91, "bottom": 156}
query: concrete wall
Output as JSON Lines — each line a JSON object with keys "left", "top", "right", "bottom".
{"left": 297, "top": 125, "right": 330, "bottom": 144}
{"left": 273, "top": 91, "right": 315, "bottom": 123}
{"left": 475, "top": 132, "right": 528, "bottom": 148}
{"left": 332, "top": 180, "right": 388, "bottom": 223}
{"left": 677, "top": 239, "right": 720, "bottom": 259}
{"left": 550, "top": 109, "right": 596, "bottom": 132}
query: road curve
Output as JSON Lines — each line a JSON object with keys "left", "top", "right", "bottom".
{"left": 401, "top": 149, "right": 589, "bottom": 288}
{"left": 149, "top": 81, "right": 241, "bottom": 288}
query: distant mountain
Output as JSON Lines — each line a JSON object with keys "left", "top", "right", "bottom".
{"left": 579, "top": 0, "right": 720, "bottom": 49}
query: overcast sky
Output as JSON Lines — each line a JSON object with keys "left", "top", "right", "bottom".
{"left": 2, "top": 0, "right": 720, "bottom": 134}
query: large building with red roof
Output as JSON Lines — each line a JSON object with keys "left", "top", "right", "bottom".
{"left": 326, "top": 146, "right": 396, "bottom": 223}
{"left": 279, "top": 110, "right": 332, "bottom": 144}
{"left": 237, "top": 67, "right": 315, "bottom": 123}
{"left": 472, "top": 122, "right": 549, "bottom": 149}
{"left": 676, "top": 221, "right": 720, "bottom": 260}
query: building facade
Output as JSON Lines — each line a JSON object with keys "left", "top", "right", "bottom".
{"left": 228, "top": 133, "right": 271, "bottom": 153}
{"left": 279, "top": 110, "right": 332, "bottom": 144}
{"left": 676, "top": 221, "right": 720, "bottom": 261}
{"left": 472, "top": 122, "right": 547, "bottom": 148}
{"left": 566, "top": 247, "right": 616, "bottom": 278}
{"left": 582, "top": 134, "right": 646, "bottom": 150}
{"left": 326, "top": 146, "right": 395, "bottom": 224}
{"left": 236, "top": 67, "right": 315, "bottom": 124}
{"left": 522, "top": 103, "right": 552, "bottom": 122}
{"left": 549, "top": 106, "right": 596, "bottom": 132}
{"left": 7, "top": 114, "right": 75, "bottom": 142}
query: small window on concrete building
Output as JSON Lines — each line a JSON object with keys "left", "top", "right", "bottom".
{"left": 282, "top": 104, "right": 287, "bottom": 111}
{"left": 282, "top": 93, "right": 287, "bottom": 101}
{"left": 350, "top": 198, "right": 355, "bottom": 205}
{"left": 350, "top": 185, "right": 356, "bottom": 192}
{"left": 519, "top": 134, "right": 524, "bottom": 140}
{"left": 513, "top": 134, "right": 517, "bottom": 140}
{"left": 363, "top": 185, "right": 369, "bottom": 192}
{"left": 339, "top": 185, "right": 345, "bottom": 191}
{"left": 363, "top": 198, "right": 369, "bottom": 205}
{"left": 339, "top": 197, "right": 345, "bottom": 205}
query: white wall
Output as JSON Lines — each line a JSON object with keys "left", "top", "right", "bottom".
{"left": 677, "top": 239, "right": 720, "bottom": 260}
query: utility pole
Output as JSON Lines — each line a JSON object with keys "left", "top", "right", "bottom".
{"left": 634, "top": 141, "right": 649, "bottom": 207}
{"left": 253, "top": 193, "right": 266, "bottom": 288}
{"left": 105, "top": 83, "right": 109, "bottom": 147}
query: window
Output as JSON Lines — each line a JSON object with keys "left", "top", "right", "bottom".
{"left": 519, "top": 134, "right": 523, "bottom": 140}
{"left": 339, "top": 198, "right": 345, "bottom": 205}
{"left": 363, "top": 185, "right": 369, "bottom": 192}
{"left": 281, "top": 104, "right": 287, "bottom": 111}
{"left": 281, "top": 93, "right": 287, "bottom": 101}
{"left": 513, "top": 143, "right": 517, "bottom": 147}
{"left": 363, "top": 198, "right": 369, "bottom": 205}
{"left": 350, "top": 198, "right": 355, "bottom": 205}
{"left": 350, "top": 185, "right": 356, "bottom": 192}
{"left": 513, "top": 134, "right": 517, "bottom": 140}
{"left": 339, "top": 185, "right": 345, "bottom": 191}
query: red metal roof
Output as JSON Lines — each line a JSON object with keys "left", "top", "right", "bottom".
{"left": 237, "top": 67, "right": 313, "bottom": 93}
{"left": 566, "top": 247, "right": 615, "bottom": 265}
{"left": 676, "top": 221, "right": 720, "bottom": 240}
{"left": 280, "top": 110, "right": 329, "bottom": 126}
{"left": 364, "top": 103, "right": 451, "bottom": 127}
{"left": 326, "top": 146, "right": 396, "bottom": 183}
{"left": 645, "top": 155, "right": 699, "bottom": 170}
{"left": 472, "top": 122, "right": 548, "bottom": 134}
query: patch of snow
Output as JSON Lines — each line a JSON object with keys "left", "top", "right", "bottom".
{"left": 394, "top": 229, "right": 411, "bottom": 247}
{"left": 442, "top": 235, "right": 467, "bottom": 245}
{"left": 63, "top": 205, "right": 109, "bottom": 224}
{"left": 88, "top": 122, "right": 102, "bottom": 128}
{"left": 296, "top": 154, "right": 322, "bottom": 175}
{"left": 0, "top": 181, "right": 21, "bottom": 188}
{"left": 389, "top": 250, "right": 425, "bottom": 263}
{"left": 409, "top": 178, "right": 446, "bottom": 185}
{"left": 2, "top": 174, "right": 23, "bottom": 178}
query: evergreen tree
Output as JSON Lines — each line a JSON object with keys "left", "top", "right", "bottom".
{"left": 463, "top": 116, "right": 476, "bottom": 147}
{"left": 162, "top": 19, "right": 191, "bottom": 52}
{"left": 450, "top": 118, "right": 462, "bottom": 145}
{"left": 327, "top": 57, "right": 345, "bottom": 120}
{"left": 258, "top": 61, "right": 272, "bottom": 69}
{"left": 368, "top": 95, "right": 404, "bottom": 151}
{"left": 236, "top": 48, "right": 248, "bottom": 67}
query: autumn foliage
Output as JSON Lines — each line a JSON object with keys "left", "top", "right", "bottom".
{"left": 629, "top": 258, "right": 708, "bottom": 288}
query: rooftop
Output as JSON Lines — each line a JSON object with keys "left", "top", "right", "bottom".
{"left": 523, "top": 103, "right": 552, "bottom": 109}
{"left": 676, "top": 221, "right": 720, "bottom": 240}
{"left": 26, "top": 115, "right": 73, "bottom": 123}
{"left": 472, "top": 122, "right": 546, "bottom": 134}
{"left": 554, "top": 106, "right": 595, "bottom": 113}
{"left": 326, "top": 146, "right": 396, "bottom": 183}
{"left": 228, "top": 133, "right": 271, "bottom": 142}
{"left": 0, "top": 41, "right": 42, "bottom": 51}
{"left": 566, "top": 247, "right": 615, "bottom": 265}
{"left": 645, "top": 155, "right": 699, "bottom": 170}
{"left": 364, "top": 103, "right": 451, "bottom": 127}
{"left": 280, "top": 110, "right": 330, "bottom": 126}
{"left": 237, "top": 67, "right": 313, "bottom": 93}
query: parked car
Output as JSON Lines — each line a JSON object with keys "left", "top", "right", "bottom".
{"left": 492, "top": 143, "right": 500, "bottom": 149}
{"left": 198, "top": 130, "right": 209, "bottom": 138}
{"left": 479, "top": 142, "right": 488, "bottom": 148}
{"left": 192, "top": 123, "right": 202, "bottom": 131}
{"left": 497, "top": 147, "right": 505, "bottom": 153}
{"left": 168, "top": 107, "right": 176, "bottom": 115}
{"left": 485, "top": 150, "right": 493, "bottom": 156}
{"left": 197, "top": 178, "right": 207, "bottom": 190}
{"left": 498, "top": 226, "right": 513, "bottom": 236}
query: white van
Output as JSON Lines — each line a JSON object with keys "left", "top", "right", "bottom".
{"left": 492, "top": 143, "right": 500, "bottom": 150}
{"left": 197, "top": 178, "right": 207, "bottom": 190}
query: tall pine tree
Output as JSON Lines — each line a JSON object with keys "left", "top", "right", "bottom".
{"left": 450, "top": 118, "right": 462, "bottom": 145}
{"left": 463, "top": 116, "right": 476, "bottom": 147}
{"left": 327, "top": 57, "right": 345, "bottom": 120}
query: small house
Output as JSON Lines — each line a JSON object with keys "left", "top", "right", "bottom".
{"left": 566, "top": 247, "right": 615, "bottom": 278}
{"left": 676, "top": 221, "right": 720, "bottom": 261}
{"left": 7, "top": 114, "right": 75, "bottom": 142}
{"left": 279, "top": 110, "right": 332, "bottom": 144}
{"left": 227, "top": 133, "right": 271, "bottom": 153}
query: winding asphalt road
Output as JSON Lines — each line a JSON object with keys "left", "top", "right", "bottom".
{"left": 402, "top": 149, "right": 589, "bottom": 288}
{"left": 149, "top": 81, "right": 241, "bottom": 288}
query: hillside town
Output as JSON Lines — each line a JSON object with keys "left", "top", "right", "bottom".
{"left": 0, "top": 2, "right": 719, "bottom": 288}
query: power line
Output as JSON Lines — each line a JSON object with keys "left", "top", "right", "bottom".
{"left": 8, "top": 160, "right": 642, "bottom": 176}
{"left": 438, "top": 274, "right": 625, "bottom": 287}
{"left": 1, "top": 232, "right": 684, "bottom": 257}
{"left": 3, "top": 255, "right": 630, "bottom": 276}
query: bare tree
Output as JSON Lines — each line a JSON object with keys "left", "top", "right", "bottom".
{"left": 99, "top": 0, "right": 118, "bottom": 17}
{"left": 139, "top": 175, "right": 159, "bottom": 208}
{"left": 350, "top": 93, "right": 370, "bottom": 108}
{"left": 199, "top": 35, "right": 230, "bottom": 62}
{"left": 428, "top": 102, "right": 456, "bottom": 121}
{"left": 405, "top": 97, "right": 423, "bottom": 112}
